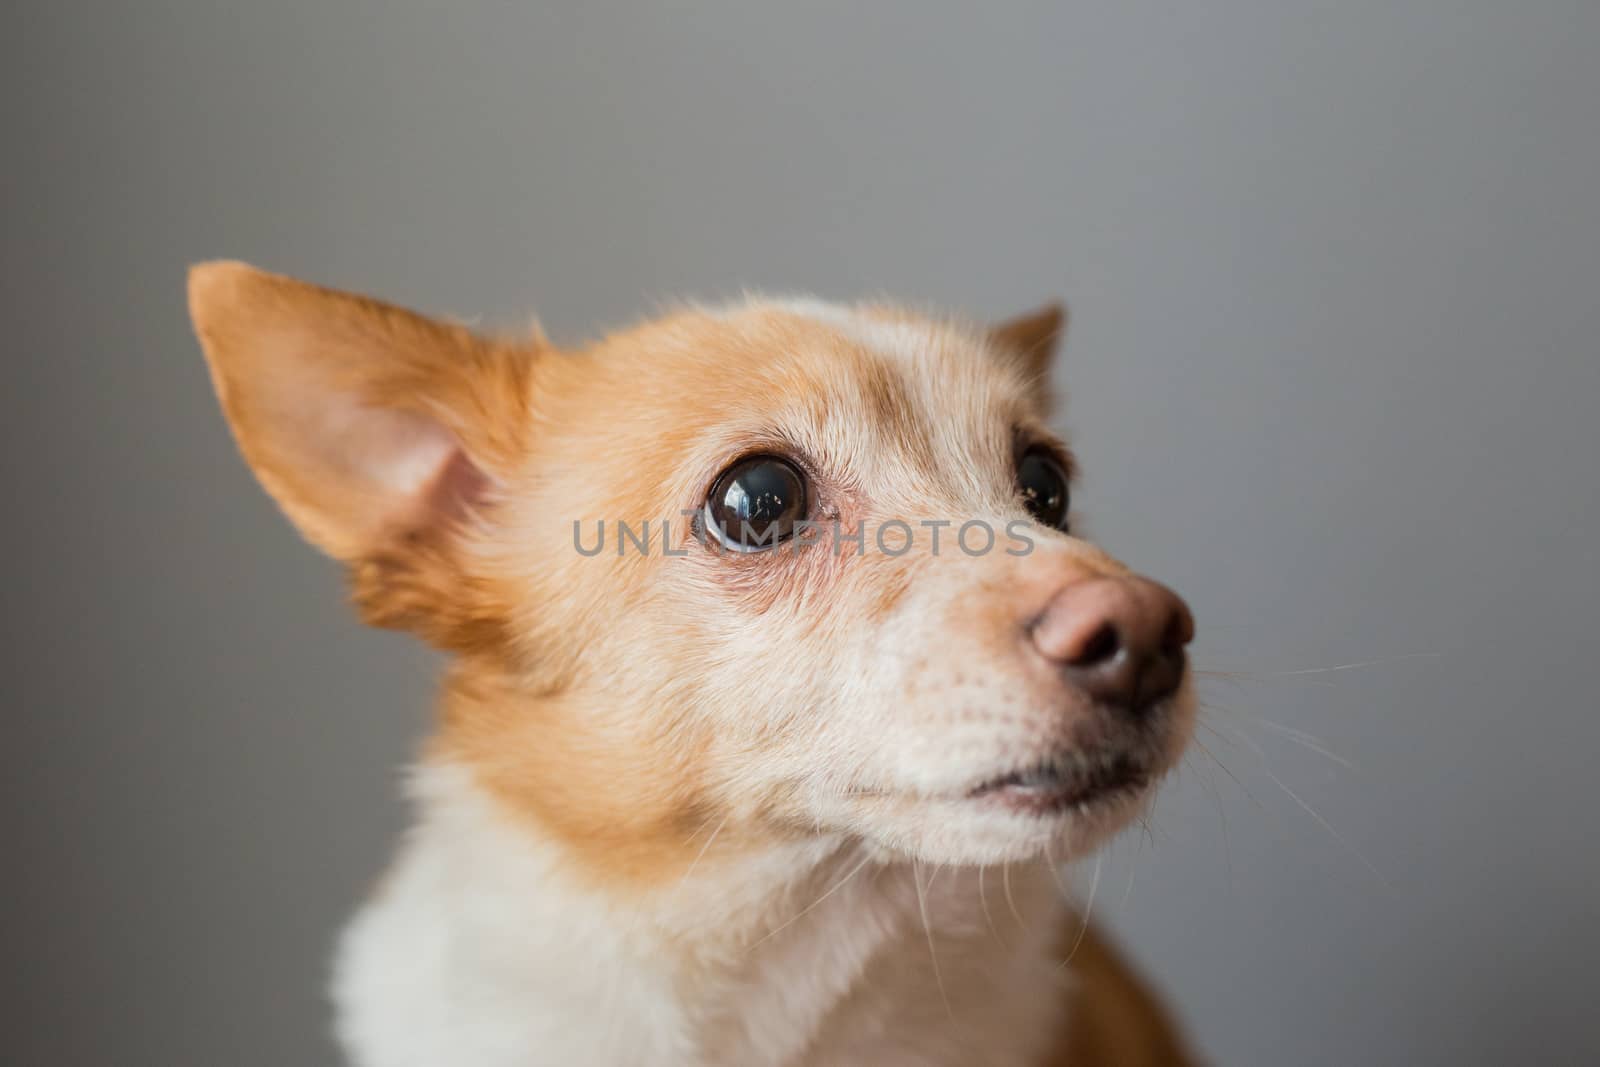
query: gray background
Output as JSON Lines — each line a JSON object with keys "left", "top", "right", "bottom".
{"left": 5, "top": 2, "right": 1597, "bottom": 1064}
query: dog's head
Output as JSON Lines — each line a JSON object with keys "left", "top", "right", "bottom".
{"left": 190, "top": 263, "right": 1194, "bottom": 881}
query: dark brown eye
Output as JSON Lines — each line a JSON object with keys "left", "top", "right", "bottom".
{"left": 704, "top": 455, "right": 808, "bottom": 551}
{"left": 1018, "top": 449, "right": 1071, "bottom": 531}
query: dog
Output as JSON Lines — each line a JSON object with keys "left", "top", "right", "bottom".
{"left": 189, "top": 262, "right": 1198, "bottom": 1066}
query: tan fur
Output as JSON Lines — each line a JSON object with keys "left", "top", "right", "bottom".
{"left": 188, "top": 262, "right": 534, "bottom": 652}
{"left": 989, "top": 301, "right": 1067, "bottom": 392}
{"left": 189, "top": 263, "right": 1193, "bottom": 1063}
{"left": 1048, "top": 921, "right": 1193, "bottom": 1066}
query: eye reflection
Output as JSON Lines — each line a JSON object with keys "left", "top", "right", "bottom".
{"left": 704, "top": 455, "right": 808, "bottom": 551}
{"left": 1017, "top": 449, "right": 1071, "bottom": 531}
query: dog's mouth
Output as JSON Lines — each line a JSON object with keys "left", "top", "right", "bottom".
{"left": 967, "top": 746, "right": 1151, "bottom": 815}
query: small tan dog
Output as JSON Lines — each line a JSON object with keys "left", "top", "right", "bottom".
{"left": 189, "top": 262, "right": 1197, "bottom": 1066}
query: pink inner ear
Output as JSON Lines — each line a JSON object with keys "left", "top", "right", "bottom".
{"left": 193, "top": 263, "right": 507, "bottom": 560}
{"left": 425, "top": 447, "right": 493, "bottom": 522}
{"left": 300, "top": 389, "right": 489, "bottom": 540}
{"left": 342, "top": 403, "right": 458, "bottom": 496}
{"left": 341, "top": 403, "right": 492, "bottom": 527}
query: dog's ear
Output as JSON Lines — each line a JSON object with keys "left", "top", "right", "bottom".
{"left": 188, "top": 261, "right": 533, "bottom": 647}
{"left": 989, "top": 302, "right": 1067, "bottom": 384}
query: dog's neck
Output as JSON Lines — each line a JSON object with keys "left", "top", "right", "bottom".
{"left": 332, "top": 759, "right": 1076, "bottom": 1067}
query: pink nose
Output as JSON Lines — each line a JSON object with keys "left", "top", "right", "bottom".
{"left": 1030, "top": 577, "right": 1194, "bottom": 715}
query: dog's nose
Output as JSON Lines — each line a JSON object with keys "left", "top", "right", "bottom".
{"left": 1030, "top": 577, "right": 1194, "bottom": 714}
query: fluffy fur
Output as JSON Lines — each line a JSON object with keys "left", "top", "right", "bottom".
{"left": 189, "top": 262, "right": 1196, "bottom": 1065}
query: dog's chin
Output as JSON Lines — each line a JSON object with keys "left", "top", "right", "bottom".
{"left": 841, "top": 755, "right": 1163, "bottom": 868}
{"left": 851, "top": 704, "right": 1202, "bottom": 866}
{"left": 823, "top": 690, "right": 1196, "bottom": 867}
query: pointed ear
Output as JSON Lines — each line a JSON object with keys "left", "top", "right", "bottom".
{"left": 989, "top": 302, "right": 1067, "bottom": 384}
{"left": 188, "top": 261, "right": 534, "bottom": 647}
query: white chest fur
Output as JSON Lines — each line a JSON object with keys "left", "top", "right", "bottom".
{"left": 332, "top": 763, "right": 1076, "bottom": 1067}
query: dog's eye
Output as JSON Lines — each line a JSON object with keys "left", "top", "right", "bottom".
{"left": 704, "top": 455, "right": 808, "bottom": 552}
{"left": 1017, "top": 449, "right": 1071, "bottom": 531}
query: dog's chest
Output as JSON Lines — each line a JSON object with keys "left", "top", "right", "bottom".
{"left": 689, "top": 863, "right": 1068, "bottom": 1066}
{"left": 333, "top": 766, "right": 1073, "bottom": 1067}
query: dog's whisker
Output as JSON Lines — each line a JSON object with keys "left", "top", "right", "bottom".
{"left": 1119, "top": 834, "right": 1142, "bottom": 910}
{"left": 1192, "top": 667, "right": 1250, "bottom": 683}
{"left": 1002, "top": 862, "right": 1026, "bottom": 933}
{"left": 1194, "top": 716, "right": 1250, "bottom": 755}
{"left": 976, "top": 865, "right": 1002, "bottom": 946}
{"left": 1057, "top": 856, "right": 1101, "bottom": 972}
{"left": 1189, "top": 735, "right": 1264, "bottom": 813}
{"left": 1195, "top": 652, "right": 1440, "bottom": 685}
{"left": 619, "top": 813, "right": 733, "bottom": 941}
{"left": 746, "top": 850, "right": 874, "bottom": 953}
{"left": 669, "top": 814, "right": 731, "bottom": 899}
{"left": 1251, "top": 653, "right": 1441, "bottom": 679}
{"left": 1202, "top": 720, "right": 1391, "bottom": 891}
{"left": 1182, "top": 751, "right": 1234, "bottom": 889}
{"left": 1044, "top": 841, "right": 1071, "bottom": 903}
{"left": 1234, "top": 716, "right": 1358, "bottom": 770}
{"left": 913, "top": 861, "right": 954, "bottom": 1019}
{"left": 1258, "top": 762, "right": 1392, "bottom": 892}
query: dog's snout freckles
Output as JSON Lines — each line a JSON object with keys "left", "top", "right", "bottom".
{"left": 853, "top": 547, "right": 1195, "bottom": 785}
